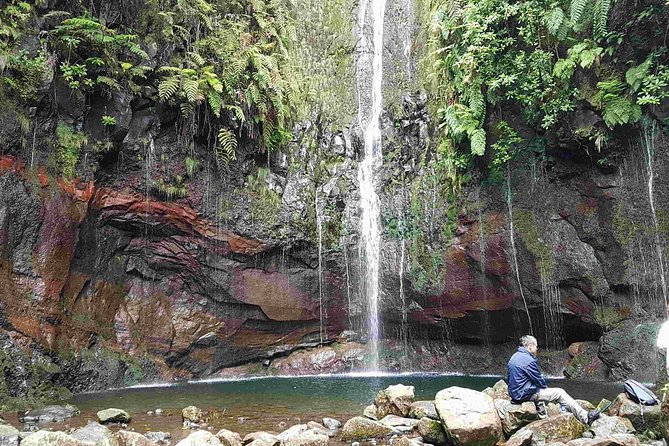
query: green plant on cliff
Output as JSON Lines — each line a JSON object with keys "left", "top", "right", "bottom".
{"left": 425, "top": 0, "right": 669, "bottom": 182}
{"left": 513, "top": 209, "right": 553, "bottom": 280}
{"left": 155, "top": 0, "right": 300, "bottom": 166}
{"left": 56, "top": 122, "right": 87, "bottom": 179}
{"left": 247, "top": 167, "right": 281, "bottom": 227}
{"left": 50, "top": 14, "right": 149, "bottom": 92}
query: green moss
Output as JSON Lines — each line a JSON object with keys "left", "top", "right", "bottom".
{"left": 513, "top": 209, "right": 553, "bottom": 280}
{"left": 56, "top": 122, "right": 87, "bottom": 179}
{"left": 247, "top": 168, "right": 282, "bottom": 227}
{"left": 593, "top": 306, "right": 627, "bottom": 328}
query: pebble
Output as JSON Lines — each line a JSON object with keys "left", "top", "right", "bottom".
{"left": 155, "top": 409, "right": 164, "bottom": 415}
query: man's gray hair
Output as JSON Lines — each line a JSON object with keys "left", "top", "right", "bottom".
{"left": 520, "top": 335, "right": 538, "bottom": 348}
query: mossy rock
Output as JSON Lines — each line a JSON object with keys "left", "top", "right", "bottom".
{"left": 341, "top": 417, "right": 395, "bottom": 441}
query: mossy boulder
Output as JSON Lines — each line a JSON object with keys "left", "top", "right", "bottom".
{"left": 494, "top": 399, "right": 539, "bottom": 436}
{"left": 20, "top": 431, "right": 88, "bottom": 446}
{"left": 482, "top": 380, "right": 510, "bottom": 401}
{"left": 341, "top": 416, "right": 396, "bottom": 441}
{"left": 608, "top": 393, "right": 662, "bottom": 434}
{"left": 565, "top": 434, "right": 640, "bottom": 446}
{"left": 97, "top": 408, "right": 132, "bottom": 424}
{"left": 508, "top": 414, "right": 585, "bottom": 446}
{"left": 587, "top": 415, "right": 635, "bottom": 438}
{"left": 417, "top": 416, "right": 448, "bottom": 445}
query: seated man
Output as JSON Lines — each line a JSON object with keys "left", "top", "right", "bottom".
{"left": 507, "top": 335, "right": 600, "bottom": 424}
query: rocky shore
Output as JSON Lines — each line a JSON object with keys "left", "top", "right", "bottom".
{"left": 0, "top": 382, "right": 665, "bottom": 446}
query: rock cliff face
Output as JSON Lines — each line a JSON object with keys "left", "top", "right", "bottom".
{"left": 0, "top": 0, "right": 668, "bottom": 407}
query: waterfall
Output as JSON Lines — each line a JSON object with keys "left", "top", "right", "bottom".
{"left": 357, "top": 0, "right": 387, "bottom": 370}
{"left": 316, "top": 191, "right": 325, "bottom": 346}
{"left": 642, "top": 122, "right": 668, "bottom": 313}
{"left": 506, "top": 171, "right": 533, "bottom": 335}
{"left": 399, "top": 239, "right": 408, "bottom": 361}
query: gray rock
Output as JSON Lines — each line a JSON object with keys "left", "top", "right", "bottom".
{"left": 509, "top": 415, "right": 585, "bottom": 446}
{"left": 435, "top": 387, "right": 503, "bottom": 446}
{"left": 608, "top": 393, "right": 662, "bottom": 433}
{"left": 587, "top": 415, "right": 635, "bottom": 438}
{"left": 97, "top": 408, "right": 132, "bottom": 424}
{"left": 72, "top": 421, "right": 117, "bottom": 446}
{"left": 409, "top": 402, "right": 438, "bottom": 420}
{"left": 281, "top": 431, "right": 329, "bottom": 446}
{"left": 182, "top": 406, "right": 205, "bottom": 423}
{"left": 18, "top": 404, "right": 80, "bottom": 424}
{"left": 20, "top": 431, "right": 88, "bottom": 446}
{"left": 482, "top": 380, "right": 510, "bottom": 401}
{"left": 322, "top": 418, "right": 341, "bottom": 431}
{"left": 375, "top": 385, "right": 415, "bottom": 418}
{"left": 417, "top": 417, "right": 448, "bottom": 446}
{"left": 0, "top": 425, "right": 19, "bottom": 446}
{"left": 145, "top": 431, "right": 172, "bottom": 444}
{"left": 364, "top": 405, "right": 379, "bottom": 420}
{"left": 216, "top": 428, "right": 242, "bottom": 446}
{"left": 176, "top": 431, "right": 223, "bottom": 446}
{"left": 378, "top": 415, "right": 420, "bottom": 429}
{"left": 279, "top": 425, "right": 309, "bottom": 441}
{"left": 566, "top": 435, "right": 640, "bottom": 446}
{"left": 243, "top": 432, "right": 280, "bottom": 446}
{"left": 114, "top": 430, "right": 154, "bottom": 446}
{"left": 494, "top": 399, "right": 539, "bottom": 436}
{"left": 341, "top": 417, "right": 397, "bottom": 441}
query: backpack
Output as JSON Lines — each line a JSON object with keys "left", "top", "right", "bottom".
{"left": 624, "top": 379, "right": 660, "bottom": 405}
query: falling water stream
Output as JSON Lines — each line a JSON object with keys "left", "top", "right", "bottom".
{"left": 642, "top": 122, "right": 668, "bottom": 312}
{"left": 357, "top": 0, "right": 387, "bottom": 370}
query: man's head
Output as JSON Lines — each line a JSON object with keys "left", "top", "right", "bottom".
{"left": 520, "top": 335, "right": 538, "bottom": 355}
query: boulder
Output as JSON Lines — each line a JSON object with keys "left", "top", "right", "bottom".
{"left": 494, "top": 399, "right": 539, "bottom": 436}
{"left": 608, "top": 393, "right": 662, "bottom": 433}
{"left": 506, "top": 429, "right": 533, "bottom": 446}
{"left": 434, "top": 386, "right": 503, "bottom": 446}
{"left": 114, "top": 431, "right": 154, "bottom": 446}
{"left": 417, "top": 417, "right": 448, "bottom": 445}
{"left": 72, "top": 422, "right": 117, "bottom": 446}
{"left": 322, "top": 418, "right": 341, "bottom": 431}
{"left": 281, "top": 431, "right": 329, "bottom": 446}
{"left": 482, "top": 380, "right": 510, "bottom": 401}
{"left": 395, "top": 436, "right": 424, "bottom": 446}
{"left": 20, "top": 431, "right": 88, "bottom": 446}
{"left": 182, "top": 406, "right": 205, "bottom": 423}
{"left": 341, "top": 417, "right": 396, "bottom": 441}
{"left": 243, "top": 432, "right": 280, "bottom": 446}
{"left": 364, "top": 405, "right": 379, "bottom": 420}
{"left": 305, "top": 422, "right": 330, "bottom": 437}
{"left": 378, "top": 415, "right": 420, "bottom": 429}
{"left": 278, "top": 425, "right": 308, "bottom": 441}
{"left": 144, "top": 431, "right": 172, "bottom": 445}
{"left": 509, "top": 415, "right": 585, "bottom": 446}
{"left": 587, "top": 415, "right": 635, "bottom": 438}
{"left": 97, "top": 408, "right": 132, "bottom": 424}
{"left": 18, "top": 405, "right": 80, "bottom": 423}
{"left": 216, "top": 428, "right": 243, "bottom": 446}
{"left": 176, "top": 431, "right": 223, "bottom": 446}
{"left": 566, "top": 435, "right": 640, "bottom": 446}
{"left": 409, "top": 401, "right": 439, "bottom": 420}
{"left": 375, "top": 384, "right": 415, "bottom": 418}
{"left": 0, "top": 424, "right": 19, "bottom": 446}
{"left": 577, "top": 400, "right": 596, "bottom": 411}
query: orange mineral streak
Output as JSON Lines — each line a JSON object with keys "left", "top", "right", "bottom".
{"left": 92, "top": 188, "right": 268, "bottom": 255}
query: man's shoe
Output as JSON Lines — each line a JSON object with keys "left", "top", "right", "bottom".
{"left": 586, "top": 410, "right": 601, "bottom": 424}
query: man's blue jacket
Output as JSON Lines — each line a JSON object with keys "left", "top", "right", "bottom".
{"left": 507, "top": 347, "right": 547, "bottom": 403}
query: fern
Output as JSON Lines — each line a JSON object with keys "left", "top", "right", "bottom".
{"left": 592, "top": 0, "right": 611, "bottom": 39}
{"left": 158, "top": 76, "right": 180, "bottom": 100}
{"left": 96, "top": 75, "right": 121, "bottom": 90}
{"left": 469, "top": 128, "right": 486, "bottom": 156}
{"left": 183, "top": 78, "right": 199, "bottom": 102}
{"left": 570, "top": 0, "right": 588, "bottom": 25}
{"left": 546, "top": 7, "right": 566, "bottom": 36}
{"left": 216, "top": 128, "right": 237, "bottom": 166}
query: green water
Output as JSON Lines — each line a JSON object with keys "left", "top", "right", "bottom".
{"left": 70, "top": 373, "right": 623, "bottom": 415}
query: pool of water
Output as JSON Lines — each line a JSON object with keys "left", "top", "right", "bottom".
{"left": 3, "top": 374, "right": 627, "bottom": 443}
{"left": 70, "top": 373, "right": 624, "bottom": 416}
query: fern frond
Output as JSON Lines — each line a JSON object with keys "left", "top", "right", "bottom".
{"left": 469, "top": 128, "right": 486, "bottom": 156}
{"left": 546, "top": 7, "right": 566, "bottom": 36}
{"left": 158, "top": 76, "right": 180, "bottom": 100}
{"left": 592, "top": 0, "right": 611, "bottom": 39}
{"left": 183, "top": 78, "right": 199, "bottom": 103}
{"left": 180, "top": 101, "right": 194, "bottom": 117}
{"left": 216, "top": 128, "right": 237, "bottom": 167}
{"left": 570, "top": 0, "right": 589, "bottom": 24}
{"left": 96, "top": 75, "right": 121, "bottom": 90}
{"left": 207, "top": 91, "right": 222, "bottom": 116}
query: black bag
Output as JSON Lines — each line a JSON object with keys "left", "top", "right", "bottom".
{"left": 624, "top": 379, "right": 660, "bottom": 405}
